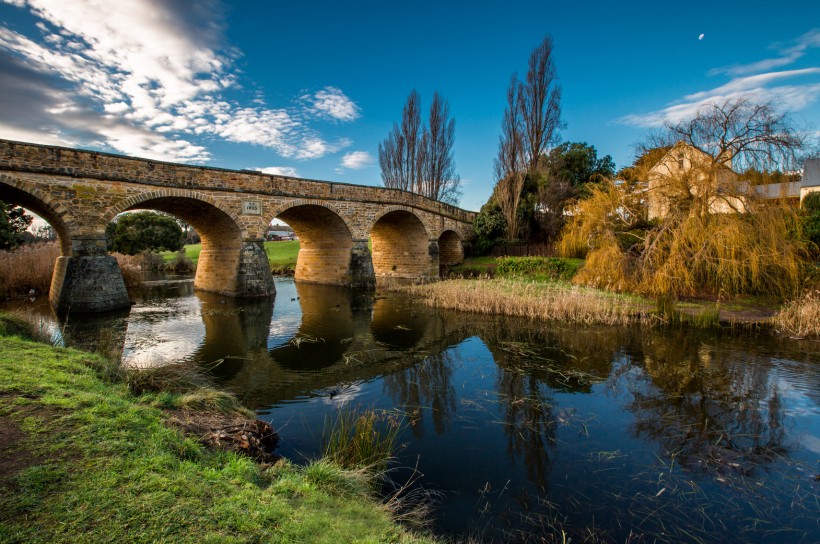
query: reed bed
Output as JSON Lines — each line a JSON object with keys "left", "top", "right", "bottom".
{"left": 772, "top": 290, "right": 820, "bottom": 338}
{"left": 0, "top": 241, "right": 59, "bottom": 298}
{"left": 398, "top": 278, "right": 652, "bottom": 326}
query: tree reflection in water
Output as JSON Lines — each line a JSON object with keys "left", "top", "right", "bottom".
{"left": 495, "top": 370, "right": 555, "bottom": 490}
{"left": 626, "top": 328, "right": 790, "bottom": 476}
{"left": 383, "top": 350, "right": 458, "bottom": 436}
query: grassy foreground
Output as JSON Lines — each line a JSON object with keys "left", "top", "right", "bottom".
{"left": 0, "top": 332, "right": 435, "bottom": 544}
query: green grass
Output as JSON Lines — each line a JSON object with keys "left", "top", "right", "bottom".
{"left": 445, "top": 256, "right": 499, "bottom": 277}
{"left": 264, "top": 240, "right": 299, "bottom": 273}
{"left": 160, "top": 243, "right": 202, "bottom": 263}
{"left": 160, "top": 241, "right": 300, "bottom": 273}
{"left": 0, "top": 334, "right": 436, "bottom": 544}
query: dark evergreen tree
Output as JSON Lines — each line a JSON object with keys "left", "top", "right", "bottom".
{"left": 106, "top": 211, "right": 183, "bottom": 255}
{"left": 0, "top": 200, "right": 33, "bottom": 250}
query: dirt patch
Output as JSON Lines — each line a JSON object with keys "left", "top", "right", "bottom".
{"left": 719, "top": 308, "right": 775, "bottom": 324}
{"left": 166, "top": 410, "right": 280, "bottom": 465}
{"left": 678, "top": 305, "right": 775, "bottom": 326}
{"left": 0, "top": 414, "right": 27, "bottom": 488}
{"left": 0, "top": 397, "right": 60, "bottom": 491}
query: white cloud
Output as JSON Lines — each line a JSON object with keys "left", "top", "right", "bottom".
{"left": 255, "top": 166, "right": 299, "bottom": 177}
{"left": 618, "top": 68, "right": 820, "bottom": 127}
{"left": 339, "top": 151, "right": 374, "bottom": 169}
{"left": 307, "top": 86, "right": 361, "bottom": 122}
{"left": 710, "top": 29, "right": 820, "bottom": 77}
{"left": 0, "top": 0, "right": 360, "bottom": 162}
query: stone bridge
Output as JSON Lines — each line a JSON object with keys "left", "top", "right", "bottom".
{"left": 0, "top": 139, "right": 475, "bottom": 314}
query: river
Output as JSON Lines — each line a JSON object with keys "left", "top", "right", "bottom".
{"left": 4, "top": 275, "right": 819, "bottom": 543}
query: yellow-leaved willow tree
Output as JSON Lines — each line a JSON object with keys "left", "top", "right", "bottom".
{"left": 560, "top": 98, "right": 809, "bottom": 301}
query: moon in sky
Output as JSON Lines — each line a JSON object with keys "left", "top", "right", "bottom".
{"left": 698, "top": 33, "right": 705, "bottom": 40}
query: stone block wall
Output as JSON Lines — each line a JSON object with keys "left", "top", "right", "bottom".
{"left": 0, "top": 139, "right": 475, "bottom": 225}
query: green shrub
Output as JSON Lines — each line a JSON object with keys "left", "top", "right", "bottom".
{"left": 803, "top": 192, "right": 820, "bottom": 213}
{"left": 803, "top": 193, "right": 820, "bottom": 256}
{"left": 472, "top": 203, "right": 506, "bottom": 255}
{"left": 495, "top": 256, "right": 582, "bottom": 281}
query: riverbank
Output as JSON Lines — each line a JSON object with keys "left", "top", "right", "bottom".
{"left": 0, "top": 328, "right": 436, "bottom": 543}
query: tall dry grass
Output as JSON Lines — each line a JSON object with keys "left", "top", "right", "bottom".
{"left": 112, "top": 252, "right": 145, "bottom": 287}
{"left": 772, "top": 291, "right": 820, "bottom": 338}
{"left": 0, "top": 242, "right": 154, "bottom": 299}
{"left": 0, "top": 242, "right": 59, "bottom": 298}
{"left": 399, "top": 278, "right": 651, "bottom": 326}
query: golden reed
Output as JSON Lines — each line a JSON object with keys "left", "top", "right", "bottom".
{"left": 399, "top": 278, "right": 650, "bottom": 326}
{"left": 0, "top": 242, "right": 59, "bottom": 298}
{"left": 773, "top": 291, "right": 820, "bottom": 338}
{"left": 0, "top": 243, "right": 148, "bottom": 299}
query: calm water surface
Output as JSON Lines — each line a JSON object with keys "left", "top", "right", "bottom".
{"left": 5, "top": 276, "right": 819, "bottom": 543}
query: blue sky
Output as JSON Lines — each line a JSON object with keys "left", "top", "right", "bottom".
{"left": 1, "top": 0, "right": 818, "bottom": 212}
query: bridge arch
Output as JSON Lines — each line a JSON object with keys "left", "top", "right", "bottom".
{"left": 108, "top": 190, "right": 250, "bottom": 296}
{"left": 370, "top": 207, "right": 434, "bottom": 279}
{"left": 271, "top": 201, "right": 359, "bottom": 285}
{"left": 0, "top": 174, "right": 75, "bottom": 255}
{"left": 107, "top": 189, "right": 247, "bottom": 239}
{"left": 437, "top": 229, "right": 464, "bottom": 267}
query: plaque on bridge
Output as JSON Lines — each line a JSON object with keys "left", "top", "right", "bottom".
{"left": 242, "top": 201, "right": 262, "bottom": 215}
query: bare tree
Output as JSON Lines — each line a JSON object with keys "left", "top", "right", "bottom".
{"left": 379, "top": 90, "right": 423, "bottom": 193}
{"left": 645, "top": 98, "right": 804, "bottom": 173}
{"left": 493, "top": 76, "right": 527, "bottom": 240}
{"left": 520, "top": 36, "right": 562, "bottom": 174}
{"left": 492, "top": 36, "right": 562, "bottom": 241}
{"left": 421, "top": 92, "right": 461, "bottom": 204}
{"left": 379, "top": 90, "right": 461, "bottom": 204}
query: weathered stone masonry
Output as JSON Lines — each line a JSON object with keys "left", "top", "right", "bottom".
{"left": 0, "top": 139, "right": 475, "bottom": 314}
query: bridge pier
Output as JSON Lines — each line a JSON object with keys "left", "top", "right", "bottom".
{"left": 50, "top": 238, "right": 131, "bottom": 315}
{"left": 428, "top": 239, "right": 441, "bottom": 278}
{"left": 236, "top": 240, "right": 276, "bottom": 297}
{"left": 349, "top": 239, "right": 375, "bottom": 287}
